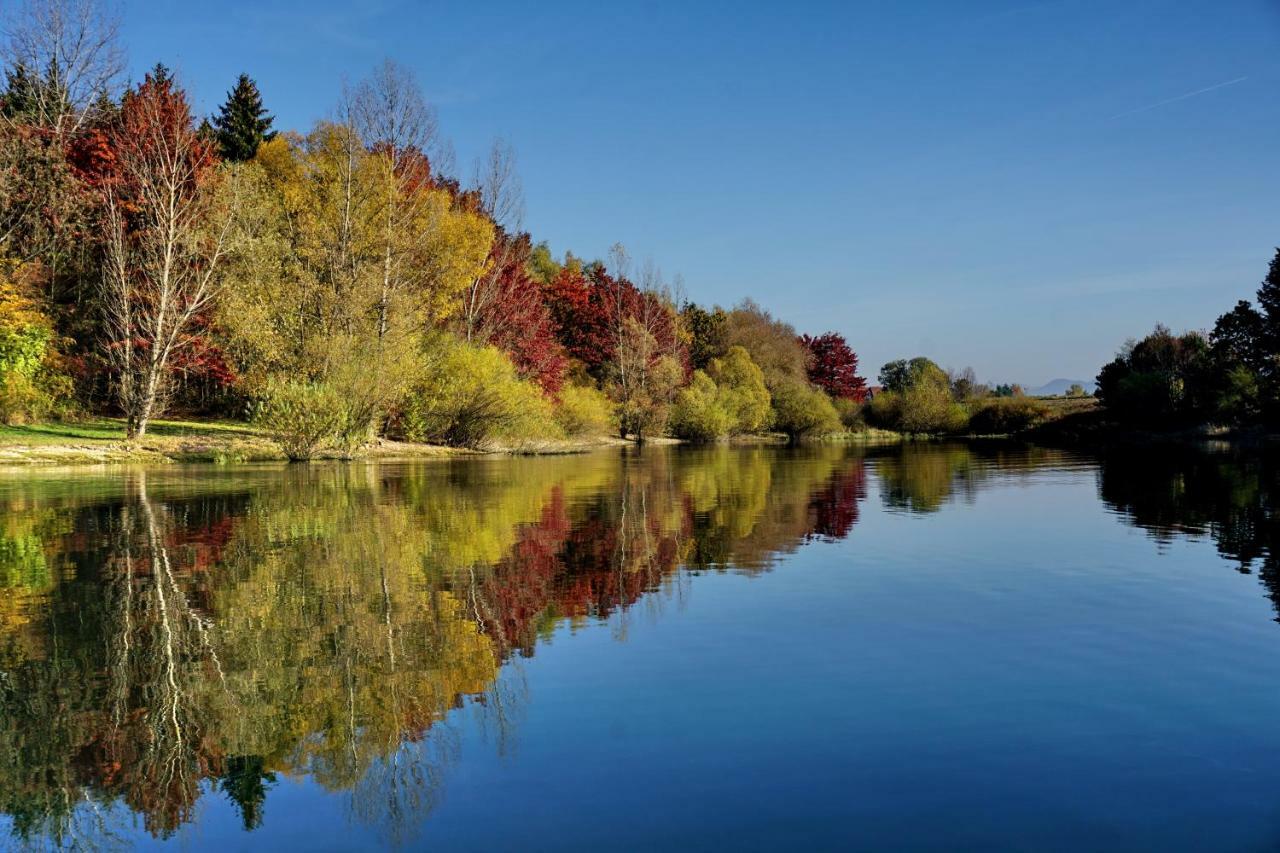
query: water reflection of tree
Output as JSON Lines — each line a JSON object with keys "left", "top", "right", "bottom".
{"left": 1098, "top": 446, "right": 1280, "bottom": 619}
{"left": 873, "top": 443, "right": 1080, "bottom": 514}
{"left": 0, "top": 447, "right": 872, "bottom": 845}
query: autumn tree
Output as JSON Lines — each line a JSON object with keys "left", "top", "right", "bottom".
{"left": 218, "top": 93, "right": 491, "bottom": 451}
{"left": 460, "top": 231, "right": 565, "bottom": 390}
{"left": 545, "top": 259, "right": 612, "bottom": 374}
{"left": 461, "top": 139, "right": 522, "bottom": 343}
{"left": 456, "top": 140, "right": 565, "bottom": 390}
{"left": 724, "top": 299, "right": 809, "bottom": 393}
{"left": 0, "top": 0, "right": 123, "bottom": 140}
{"left": 948, "top": 366, "right": 986, "bottom": 402}
{"left": 681, "top": 302, "right": 728, "bottom": 370}
{"left": 96, "top": 68, "right": 239, "bottom": 438}
{"left": 801, "top": 331, "right": 866, "bottom": 401}
{"left": 211, "top": 73, "right": 275, "bottom": 162}
{"left": 1, "top": 0, "right": 122, "bottom": 304}
{"left": 598, "top": 249, "right": 686, "bottom": 438}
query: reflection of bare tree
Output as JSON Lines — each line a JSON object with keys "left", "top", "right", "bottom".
{"left": 97, "top": 472, "right": 228, "bottom": 838}
{"left": 0, "top": 445, "right": 881, "bottom": 846}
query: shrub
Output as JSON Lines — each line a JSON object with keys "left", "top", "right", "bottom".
{"left": 865, "top": 384, "right": 968, "bottom": 434}
{"left": 898, "top": 382, "right": 969, "bottom": 433}
{"left": 669, "top": 372, "right": 734, "bottom": 441}
{"left": 770, "top": 378, "right": 841, "bottom": 440}
{"left": 967, "top": 396, "right": 1049, "bottom": 434}
{"left": 0, "top": 262, "right": 72, "bottom": 425}
{"left": 400, "top": 340, "right": 558, "bottom": 449}
{"left": 864, "top": 391, "right": 904, "bottom": 430}
{"left": 555, "top": 383, "right": 615, "bottom": 437}
{"left": 707, "top": 345, "right": 771, "bottom": 433}
{"left": 833, "top": 396, "right": 865, "bottom": 431}
{"left": 252, "top": 379, "right": 345, "bottom": 461}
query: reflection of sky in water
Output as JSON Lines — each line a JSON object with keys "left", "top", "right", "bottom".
{"left": 2, "top": 444, "right": 1280, "bottom": 851}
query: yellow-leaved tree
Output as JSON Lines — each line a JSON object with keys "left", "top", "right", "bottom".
{"left": 218, "top": 64, "right": 492, "bottom": 457}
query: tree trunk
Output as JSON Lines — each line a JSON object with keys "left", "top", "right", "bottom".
{"left": 128, "top": 372, "right": 159, "bottom": 439}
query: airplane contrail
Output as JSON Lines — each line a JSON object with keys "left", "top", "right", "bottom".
{"left": 1110, "top": 76, "right": 1248, "bottom": 119}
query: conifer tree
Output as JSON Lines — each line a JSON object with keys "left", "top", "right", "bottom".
{"left": 1256, "top": 247, "right": 1280, "bottom": 356}
{"left": 212, "top": 73, "right": 275, "bottom": 162}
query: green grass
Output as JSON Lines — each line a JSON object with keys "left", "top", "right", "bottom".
{"left": 0, "top": 417, "right": 261, "bottom": 446}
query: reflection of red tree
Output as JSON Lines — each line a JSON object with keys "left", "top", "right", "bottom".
{"left": 479, "top": 487, "right": 573, "bottom": 655}
{"left": 467, "top": 457, "right": 868, "bottom": 659}
{"left": 468, "top": 485, "right": 691, "bottom": 656}
{"left": 806, "top": 464, "right": 867, "bottom": 541}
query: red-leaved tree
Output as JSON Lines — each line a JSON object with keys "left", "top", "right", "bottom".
{"left": 462, "top": 231, "right": 566, "bottom": 392}
{"left": 801, "top": 331, "right": 867, "bottom": 401}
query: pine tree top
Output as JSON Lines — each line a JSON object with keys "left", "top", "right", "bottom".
{"left": 212, "top": 73, "right": 276, "bottom": 163}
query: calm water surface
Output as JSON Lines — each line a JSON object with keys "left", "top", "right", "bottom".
{"left": 1, "top": 443, "right": 1280, "bottom": 850}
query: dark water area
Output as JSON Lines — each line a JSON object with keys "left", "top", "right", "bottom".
{"left": 1, "top": 442, "right": 1280, "bottom": 850}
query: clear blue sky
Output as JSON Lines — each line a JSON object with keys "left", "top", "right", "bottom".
{"left": 120, "top": 0, "right": 1279, "bottom": 387}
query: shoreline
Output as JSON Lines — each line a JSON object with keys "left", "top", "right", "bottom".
{"left": 0, "top": 429, "right": 651, "bottom": 467}
{"left": 3, "top": 414, "right": 1268, "bottom": 469}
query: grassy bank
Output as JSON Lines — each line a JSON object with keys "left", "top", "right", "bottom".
{"left": 0, "top": 397, "right": 1118, "bottom": 468}
{"left": 0, "top": 418, "right": 660, "bottom": 466}
{"left": 0, "top": 418, "right": 457, "bottom": 465}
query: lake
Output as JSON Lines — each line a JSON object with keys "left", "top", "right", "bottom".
{"left": 1, "top": 442, "right": 1279, "bottom": 851}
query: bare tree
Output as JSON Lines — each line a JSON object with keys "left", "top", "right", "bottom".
{"left": 603, "top": 247, "right": 683, "bottom": 440}
{"left": 0, "top": 0, "right": 124, "bottom": 137}
{"left": 472, "top": 137, "right": 524, "bottom": 231}
{"left": 344, "top": 59, "right": 446, "bottom": 341}
{"left": 349, "top": 58, "right": 439, "bottom": 166}
{"left": 100, "top": 74, "right": 240, "bottom": 438}
{"left": 462, "top": 138, "right": 525, "bottom": 341}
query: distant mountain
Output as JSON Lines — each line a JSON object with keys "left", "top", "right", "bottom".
{"left": 1029, "top": 378, "right": 1095, "bottom": 397}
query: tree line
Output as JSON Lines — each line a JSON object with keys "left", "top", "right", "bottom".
{"left": 1095, "top": 249, "right": 1280, "bottom": 430}
{"left": 0, "top": 0, "right": 886, "bottom": 455}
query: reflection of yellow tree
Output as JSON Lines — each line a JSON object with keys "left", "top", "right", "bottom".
{"left": 678, "top": 445, "right": 861, "bottom": 572}
{"left": 874, "top": 444, "right": 977, "bottom": 514}
{"left": 873, "top": 444, "right": 1079, "bottom": 514}
{"left": 0, "top": 446, "right": 878, "bottom": 845}
{"left": 0, "top": 501, "right": 67, "bottom": 645}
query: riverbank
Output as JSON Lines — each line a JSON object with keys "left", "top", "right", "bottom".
{"left": 0, "top": 418, "right": 651, "bottom": 466}
{"left": 6, "top": 399, "right": 1236, "bottom": 468}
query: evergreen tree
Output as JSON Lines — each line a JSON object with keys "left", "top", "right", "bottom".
{"left": 212, "top": 73, "right": 276, "bottom": 162}
{"left": 0, "top": 64, "right": 37, "bottom": 119}
{"left": 148, "top": 62, "right": 172, "bottom": 87}
{"left": 196, "top": 117, "right": 216, "bottom": 145}
{"left": 1210, "top": 300, "right": 1265, "bottom": 373}
{"left": 1257, "top": 248, "right": 1280, "bottom": 356}
{"left": 219, "top": 755, "right": 276, "bottom": 830}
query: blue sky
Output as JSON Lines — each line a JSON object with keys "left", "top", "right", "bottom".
{"left": 120, "top": 0, "right": 1279, "bottom": 386}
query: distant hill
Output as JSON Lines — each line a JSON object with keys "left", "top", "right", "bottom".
{"left": 1029, "top": 378, "right": 1095, "bottom": 397}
